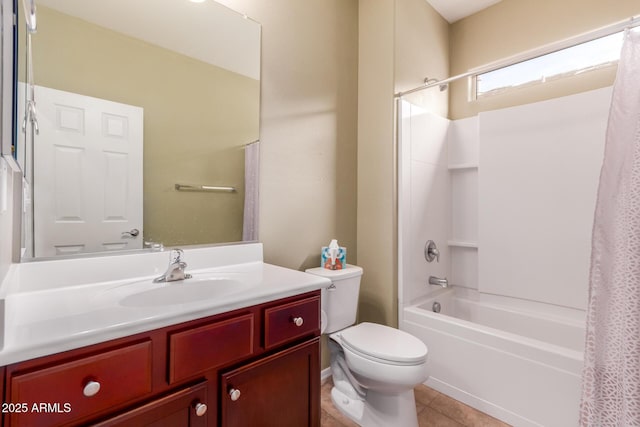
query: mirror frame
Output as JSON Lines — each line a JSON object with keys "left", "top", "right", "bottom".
{"left": 1, "top": 0, "right": 16, "bottom": 160}
{"left": 0, "top": 0, "right": 24, "bottom": 265}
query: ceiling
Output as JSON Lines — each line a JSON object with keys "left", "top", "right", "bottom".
{"left": 36, "top": 0, "right": 261, "bottom": 80}
{"left": 426, "top": 0, "right": 503, "bottom": 23}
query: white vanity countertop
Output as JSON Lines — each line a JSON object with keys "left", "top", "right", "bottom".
{"left": 0, "top": 243, "right": 332, "bottom": 366}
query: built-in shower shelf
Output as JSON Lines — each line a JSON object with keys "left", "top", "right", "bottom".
{"left": 448, "top": 163, "right": 478, "bottom": 171}
{"left": 448, "top": 240, "right": 478, "bottom": 248}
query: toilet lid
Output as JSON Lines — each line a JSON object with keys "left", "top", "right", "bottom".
{"left": 340, "top": 322, "right": 427, "bottom": 365}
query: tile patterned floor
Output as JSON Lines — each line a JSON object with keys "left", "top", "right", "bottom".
{"left": 321, "top": 378, "right": 511, "bottom": 427}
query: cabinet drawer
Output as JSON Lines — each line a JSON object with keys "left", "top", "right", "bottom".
{"left": 264, "top": 295, "right": 320, "bottom": 349}
{"left": 9, "top": 340, "right": 152, "bottom": 426}
{"left": 169, "top": 313, "right": 254, "bottom": 383}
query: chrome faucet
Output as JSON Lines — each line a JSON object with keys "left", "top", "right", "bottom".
{"left": 153, "top": 249, "right": 192, "bottom": 283}
{"left": 429, "top": 276, "right": 448, "bottom": 288}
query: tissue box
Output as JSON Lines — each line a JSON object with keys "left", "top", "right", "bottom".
{"left": 321, "top": 246, "right": 346, "bottom": 270}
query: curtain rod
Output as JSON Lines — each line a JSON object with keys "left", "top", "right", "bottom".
{"left": 395, "top": 15, "right": 640, "bottom": 98}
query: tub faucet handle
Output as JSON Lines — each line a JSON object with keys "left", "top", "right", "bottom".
{"left": 425, "top": 240, "right": 440, "bottom": 263}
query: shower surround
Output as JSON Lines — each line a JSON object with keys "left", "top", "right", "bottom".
{"left": 398, "top": 87, "right": 612, "bottom": 426}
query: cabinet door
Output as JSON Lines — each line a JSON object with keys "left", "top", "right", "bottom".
{"left": 92, "top": 382, "right": 208, "bottom": 427}
{"left": 221, "top": 339, "right": 320, "bottom": 427}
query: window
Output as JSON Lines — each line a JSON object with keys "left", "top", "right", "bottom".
{"left": 473, "top": 30, "right": 631, "bottom": 99}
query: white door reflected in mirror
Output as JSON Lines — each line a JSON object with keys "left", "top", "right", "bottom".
{"left": 31, "top": 85, "right": 143, "bottom": 258}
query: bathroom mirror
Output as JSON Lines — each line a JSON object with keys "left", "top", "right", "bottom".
{"left": 0, "top": 0, "right": 14, "bottom": 160}
{"left": 16, "top": 0, "right": 261, "bottom": 259}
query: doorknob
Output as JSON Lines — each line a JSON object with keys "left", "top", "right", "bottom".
{"left": 122, "top": 228, "right": 140, "bottom": 238}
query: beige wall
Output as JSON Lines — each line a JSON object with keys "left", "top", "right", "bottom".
{"left": 357, "top": 0, "right": 396, "bottom": 327}
{"left": 187, "top": 0, "right": 447, "bottom": 374}
{"left": 450, "top": 0, "right": 640, "bottom": 119}
{"left": 395, "top": 0, "right": 449, "bottom": 117}
{"left": 27, "top": 6, "right": 259, "bottom": 247}
{"left": 357, "top": 0, "right": 449, "bottom": 330}
{"left": 214, "top": 0, "right": 359, "bottom": 368}
{"left": 214, "top": 0, "right": 359, "bottom": 271}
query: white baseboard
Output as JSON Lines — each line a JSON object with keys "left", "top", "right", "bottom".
{"left": 321, "top": 367, "right": 332, "bottom": 382}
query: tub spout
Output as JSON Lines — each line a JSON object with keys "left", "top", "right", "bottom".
{"left": 429, "top": 276, "right": 448, "bottom": 287}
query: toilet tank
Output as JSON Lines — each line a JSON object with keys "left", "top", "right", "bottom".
{"left": 305, "top": 265, "right": 363, "bottom": 334}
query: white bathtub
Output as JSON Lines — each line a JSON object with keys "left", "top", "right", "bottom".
{"left": 401, "top": 287, "right": 585, "bottom": 427}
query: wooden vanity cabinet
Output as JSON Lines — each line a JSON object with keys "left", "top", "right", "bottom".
{"left": 2, "top": 290, "right": 321, "bottom": 427}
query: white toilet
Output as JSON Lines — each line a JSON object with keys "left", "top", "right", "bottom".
{"left": 306, "top": 265, "right": 428, "bottom": 427}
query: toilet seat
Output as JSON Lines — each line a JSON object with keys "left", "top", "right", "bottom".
{"left": 339, "top": 322, "right": 427, "bottom": 365}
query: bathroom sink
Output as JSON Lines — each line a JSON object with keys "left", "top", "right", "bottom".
{"left": 99, "top": 272, "right": 256, "bottom": 308}
{"left": 119, "top": 278, "right": 251, "bottom": 307}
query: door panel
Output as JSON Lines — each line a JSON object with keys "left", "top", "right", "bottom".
{"left": 220, "top": 339, "right": 320, "bottom": 427}
{"left": 91, "top": 382, "right": 208, "bottom": 427}
{"left": 34, "top": 85, "right": 143, "bottom": 257}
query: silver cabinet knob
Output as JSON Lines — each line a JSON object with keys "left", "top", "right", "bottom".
{"left": 293, "top": 317, "right": 304, "bottom": 327}
{"left": 194, "top": 402, "right": 207, "bottom": 417}
{"left": 122, "top": 228, "right": 140, "bottom": 238}
{"left": 83, "top": 380, "right": 101, "bottom": 397}
{"left": 229, "top": 388, "right": 241, "bottom": 401}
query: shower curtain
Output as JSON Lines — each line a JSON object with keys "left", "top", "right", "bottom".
{"left": 580, "top": 29, "right": 640, "bottom": 426}
{"left": 242, "top": 141, "right": 260, "bottom": 241}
